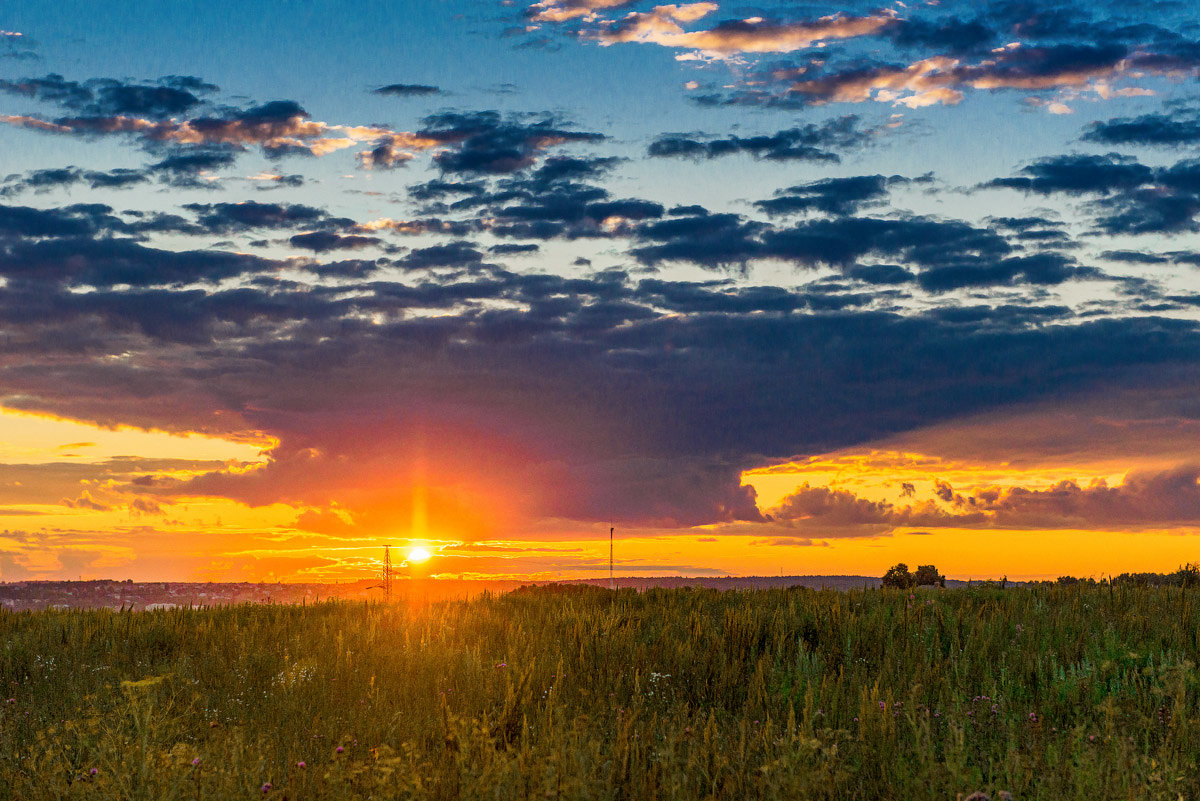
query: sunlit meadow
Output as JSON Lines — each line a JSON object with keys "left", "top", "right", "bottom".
{"left": 3, "top": 585, "right": 1198, "bottom": 800}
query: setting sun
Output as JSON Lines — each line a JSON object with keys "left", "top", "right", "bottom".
{"left": 407, "top": 547, "right": 432, "bottom": 564}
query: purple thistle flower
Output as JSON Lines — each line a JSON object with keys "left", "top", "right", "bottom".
{"left": 297, "top": 761, "right": 306, "bottom": 769}
{"left": 336, "top": 746, "right": 344, "bottom": 754}
{"left": 261, "top": 782, "right": 272, "bottom": 793}
{"left": 89, "top": 768, "right": 98, "bottom": 776}
{"left": 192, "top": 757, "right": 201, "bottom": 766}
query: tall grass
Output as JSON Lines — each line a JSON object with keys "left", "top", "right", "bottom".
{"left": 2, "top": 584, "right": 1197, "bottom": 799}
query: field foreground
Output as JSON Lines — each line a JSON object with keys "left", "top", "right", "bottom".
{"left": 2, "top": 585, "right": 1198, "bottom": 800}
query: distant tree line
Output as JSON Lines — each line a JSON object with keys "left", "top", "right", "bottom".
{"left": 879, "top": 562, "right": 1200, "bottom": 589}
{"left": 1054, "top": 563, "right": 1200, "bottom": 588}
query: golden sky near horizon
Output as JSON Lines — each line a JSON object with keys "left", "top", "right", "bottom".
{"left": 3, "top": 403, "right": 1198, "bottom": 583}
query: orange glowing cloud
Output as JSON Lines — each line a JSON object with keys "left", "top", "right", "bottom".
{"left": 784, "top": 44, "right": 1145, "bottom": 107}
{"left": 528, "top": 0, "right": 637, "bottom": 23}
{"left": 0, "top": 110, "right": 443, "bottom": 165}
{"left": 593, "top": 5, "right": 897, "bottom": 54}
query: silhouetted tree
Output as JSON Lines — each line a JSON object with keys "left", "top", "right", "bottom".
{"left": 882, "top": 563, "right": 915, "bottom": 589}
{"left": 914, "top": 564, "right": 945, "bottom": 587}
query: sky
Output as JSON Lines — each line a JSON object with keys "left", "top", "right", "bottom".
{"left": 2, "top": 0, "right": 1200, "bottom": 582}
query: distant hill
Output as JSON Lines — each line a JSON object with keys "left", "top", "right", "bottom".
{"left": 0, "top": 575, "right": 983, "bottom": 610}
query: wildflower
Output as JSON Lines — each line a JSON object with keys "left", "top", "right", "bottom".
{"left": 495, "top": 662, "right": 507, "bottom": 669}
{"left": 297, "top": 761, "right": 306, "bottom": 769}
{"left": 4, "top": 698, "right": 13, "bottom": 704}
{"left": 89, "top": 768, "right": 98, "bottom": 776}
{"left": 1088, "top": 734, "right": 1096, "bottom": 743}
{"left": 336, "top": 746, "right": 344, "bottom": 753}
{"left": 261, "top": 782, "right": 272, "bottom": 793}
{"left": 879, "top": 701, "right": 886, "bottom": 710}
{"left": 853, "top": 717, "right": 859, "bottom": 723}
{"left": 192, "top": 757, "right": 201, "bottom": 766}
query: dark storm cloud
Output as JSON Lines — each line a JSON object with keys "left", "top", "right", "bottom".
{"left": 408, "top": 157, "right": 661, "bottom": 241}
{"left": 182, "top": 201, "right": 352, "bottom": 233}
{"left": 289, "top": 231, "right": 382, "bottom": 253}
{"left": 0, "top": 232, "right": 279, "bottom": 287}
{"left": 916, "top": 252, "right": 1093, "bottom": 293}
{"left": 4, "top": 217, "right": 1200, "bottom": 528}
{"left": 419, "top": 111, "right": 605, "bottom": 175}
{"left": 984, "top": 153, "right": 1153, "bottom": 195}
{"left": 526, "top": 155, "right": 622, "bottom": 187}
{"left": 374, "top": 83, "right": 441, "bottom": 96}
{"left": 0, "top": 147, "right": 240, "bottom": 196}
{"left": 400, "top": 241, "right": 485, "bottom": 268}
{"left": 1082, "top": 109, "right": 1200, "bottom": 147}
{"left": 987, "top": 216, "right": 1073, "bottom": 246}
{"left": 1100, "top": 250, "right": 1173, "bottom": 265}
{"left": 647, "top": 115, "right": 870, "bottom": 162}
{"left": 845, "top": 264, "right": 915, "bottom": 285}
{"left": 988, "top": 153, "right": 1200, "bottom": 234}
{"left": 631, "top": 211, "right": 767, "bottom": 267}
{"left": 631, "top": 206, "right": 1097, "bottom": 290}
{"left": 147, "top": 149, "right": 238, "bottom": 175}
{"left": 886, "top": 15, "right": 997, "bottom": 55}
{"left": 0, "top": 166, "right": 150, "bottom": 194}
{"left": 0, "top": 202, "right": 125, "bottom": 237}
{"left": 0, "top": 73, "right": 211, "bottom": 118}
{"left": 755, "top": 174, "right": 910, "bottom": 216}
{"left": 489, "top": 243, "right": 540, "bottom": 255}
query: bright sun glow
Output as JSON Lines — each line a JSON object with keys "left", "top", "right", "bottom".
{"left": 407, "top": 547, "right": 432, "bottom": 564}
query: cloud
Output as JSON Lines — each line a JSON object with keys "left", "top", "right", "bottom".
{"left": 886, "top": 16, "right": 996, "bottom": 55}
{"left": 354, "top": 217, "right": 476, "bottom": 236}
{"left": 647, "top": 115, "right": 871, "bottom": 162}
{"left": 5, "top": 224, "right": 1200, "bottom": 532}
{"left": 0, "top": 73, "right": 213, "bottom": 118}
{"left": 0, "top": 228, "right": 280, "bottom": 287}
{"left": 182, "top": 201, "right": 350, "bottom": 233}
{"left": 400, "top": 240, "right": 485, "bottom": 268}
{"left": 755, "top": 174, "right": 911, "bottom": 216}
{"left": 418, "top": 111, "right": 605, "bottom": 175}
{"left": 922, "top": 465, "right": 1200, "bottom": 530}
{"left": 289, "top": 231, "right": 382, "bottom": 253}
{"left": 0, "top": 166, "right": 149, "bottom": 195}
{"left": 0, "top": 95, "right": 445, "bottom": 168}
{"left": 527, "top": 0, "right": 636, "bottom": 23}
{"left": 593, "top": 6, "right": 898, "bottom": 55}
{"left": 1082, "top": 109, "right": 1200, "bottom": 147}
{"left": 984, "top": 152, "right": 1152, "bottom": 194}
{"left": 631, "top": 210, "right": 767, "bottom": 267}
{"left": 718, "top": 39, "right": 1197, "bottom": 109}
{"left": 986, "top": 153, "right": 1200, "bottom": 234}
{"left": 374, "top": 83, "right": 441, "bottom": 96}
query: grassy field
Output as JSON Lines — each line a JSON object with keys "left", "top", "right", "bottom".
{"left": 2, "top": 585, "right": 1198, "bottom": 800}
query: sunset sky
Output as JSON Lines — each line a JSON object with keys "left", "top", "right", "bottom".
{"left": 2, "top": 0, "right": 1200, "bottom": 582}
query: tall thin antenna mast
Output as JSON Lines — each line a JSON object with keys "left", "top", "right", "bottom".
{"left": 383, "top": 544, "right": 392, "bottom": 601}
{"left": 609, "top": 526, "right": 615, "bottom": 590}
